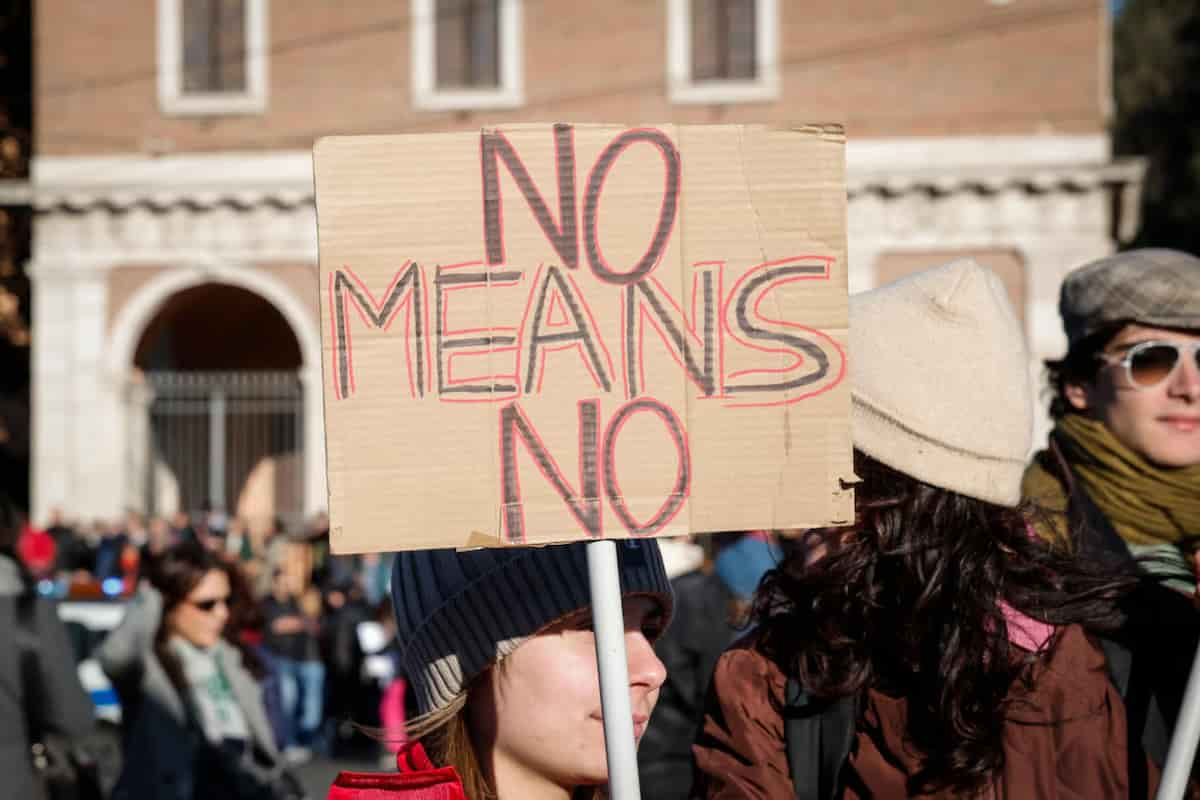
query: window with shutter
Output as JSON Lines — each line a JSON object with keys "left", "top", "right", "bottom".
{"left": 157, "top": 0, "right": 267, "bottom": 115}
{"left": 435, "top": 0, "right": 500, "bottom": 90}
{"left": 412, "top": 0, "right": 523, "bottom": 110}
{"left": 668, "top": 0, "right": 779, "bottom": 104}
{"left": 181, "top": 0, "right": 248, "bottom": 95}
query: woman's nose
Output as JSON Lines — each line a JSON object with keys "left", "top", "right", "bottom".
{"left": 626, "top": 631, "right": 667, "bottom": 691}
{"left": 1168, "top": 350, "right": 1200, "bottom": 400}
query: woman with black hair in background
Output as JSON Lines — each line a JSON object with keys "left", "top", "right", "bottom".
{"left": 98, "top": 539, "right": 303, "bottom": 799}
{"left": 0, "top": 494, "right": 93, "bottom": 799}
{"left": 694, "top": 261, "right": 1156, "bottom": 798}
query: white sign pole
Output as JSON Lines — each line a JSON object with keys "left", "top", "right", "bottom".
{"left": 587, "top": 539, "right": 642, "bottom": 800}
{"left": 1156, "top": 640, "right": 1200, "bottom": 799}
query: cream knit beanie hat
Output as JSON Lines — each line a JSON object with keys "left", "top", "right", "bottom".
{"left": 850, "top": 259, "right": 1032, "bottom": 507}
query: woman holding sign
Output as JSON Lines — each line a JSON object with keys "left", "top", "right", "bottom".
{"left": 327, "top": 539, "right": 672, "bottom": 800}
{"left": 693, "top": 260, "right": 1158, "bottom": 798}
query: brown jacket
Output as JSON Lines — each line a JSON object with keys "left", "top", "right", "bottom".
{"left": 693, "top": 625, "right": 1160, "bottom": 799}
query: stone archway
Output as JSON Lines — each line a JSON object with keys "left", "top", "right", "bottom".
{"left": 107, "top": 262, "right": 326, "bottom": 526}
{"left": 132, "top": 283, "right": 305, "bottom": 532}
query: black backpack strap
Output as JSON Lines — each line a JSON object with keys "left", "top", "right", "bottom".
{"left": 1096, "top": 633, "right": 1152, "bottom": 798}
{"left": 784, "top": 676, "right": 858, "bottom": 800}
{"left": 1097, "top": 634, "right": 1133, "bottom": 696}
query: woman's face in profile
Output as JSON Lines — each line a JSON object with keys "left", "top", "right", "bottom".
{"left": 166, "top": 567, "right": 231, "bottom": 649}
{"left": 468, "top": 596, "right": 667, "bottom": 793}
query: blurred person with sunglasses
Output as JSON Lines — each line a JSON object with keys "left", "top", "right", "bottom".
{"left": 98, "top": 540, "right": 303, "bottom": 800}
{"left": 1024, "top": 247, "right": 1200, "bottom": 766}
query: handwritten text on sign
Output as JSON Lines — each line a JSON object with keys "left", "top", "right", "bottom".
{"left": 314, "top": 124, "right": 851, "bottom": 553}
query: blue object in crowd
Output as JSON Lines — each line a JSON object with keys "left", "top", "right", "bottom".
{"left": 714, "top": 536, "right": 783, "bottom": 601}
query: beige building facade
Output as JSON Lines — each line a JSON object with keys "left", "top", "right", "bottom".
{"left": 27, "top": 0, "right": 1143, "bottom": 526}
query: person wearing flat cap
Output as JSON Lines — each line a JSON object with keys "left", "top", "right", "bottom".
{"left": 693, "top": 260, "right": 1156, "bottom": 799}
{"left": 1024, "top": 247, "right": 1200, "bottom": 768}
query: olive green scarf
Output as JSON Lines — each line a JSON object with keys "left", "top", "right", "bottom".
{"left": 1054, "top": 414, "right": 1200, "bottom": 550}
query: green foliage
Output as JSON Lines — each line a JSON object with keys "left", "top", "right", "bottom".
{"left": 1113, "top": 0, "right": 1200, "bottom": 254}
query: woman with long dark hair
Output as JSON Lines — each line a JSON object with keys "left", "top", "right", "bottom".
{"left": 98, "top": 539, "right": 301, "bottom": 800}
{"left": 693, "top": 260, "right": 1154, "bottom": 798}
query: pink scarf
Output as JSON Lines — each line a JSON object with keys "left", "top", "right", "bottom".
{"left": 1000, "top": 602, "right": 1056, "bottom": 652}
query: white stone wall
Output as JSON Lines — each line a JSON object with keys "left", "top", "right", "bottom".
{"left": 28, "top": 194, "right": 325, "bottom": 525}
{"left": 25, "top": 136, "right": 1144, "bottom": 524}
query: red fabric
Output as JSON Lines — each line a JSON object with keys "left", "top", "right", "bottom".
{"left": 379, "top": 678, "right": 408, "bottom": 753}
{"left": 326, "top": 742, "right": 468, "bottom": 800}
{"left": 17, "top": 523, "right": 56, "bottom": 576}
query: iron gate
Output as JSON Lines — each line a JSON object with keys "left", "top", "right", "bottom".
{"left": 139, "top": 371, "right": 304, "bottom": 528}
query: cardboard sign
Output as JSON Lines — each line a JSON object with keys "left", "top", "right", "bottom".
{"left": 314, "top": 123, "right": 853, "bottom": 554}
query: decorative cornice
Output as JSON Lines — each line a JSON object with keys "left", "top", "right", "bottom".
{"left": 30, "top": 202, "right": 319, "bottom": 268}
{"left": 847, "top": 158, "right": 1146, "bottom": 197}
{"left": 21, "top": 137, "right": 1147, "bottom": 266}
{"left": 20, "top": 135, "right": 1144, "bottom": 211}
{"left": 28, "top": 151, "right": 314, "bottom": 211}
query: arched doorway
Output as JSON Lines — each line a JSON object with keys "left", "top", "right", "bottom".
{"left": 133, "top": 283, "right": 306, "bottom": 532}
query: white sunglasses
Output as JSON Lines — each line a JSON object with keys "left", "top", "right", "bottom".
{"left": 1098, "top": 340, "right": 1200, "bottom": 390}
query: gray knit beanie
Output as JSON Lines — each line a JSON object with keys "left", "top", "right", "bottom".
{"left": 850, "top": 259, "right": 1033, "bottom": 507}
{"left": 391, "top": 539, "right": 673, "bottom": 717}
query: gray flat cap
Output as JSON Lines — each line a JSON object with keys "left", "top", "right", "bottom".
{"left": 1060, "top": 248, "right": 1200, "bottom": 348}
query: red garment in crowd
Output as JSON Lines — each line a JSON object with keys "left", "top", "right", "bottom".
{"left": 327, "top": 742, "right": 468, "bottom": 800}
{"left": 17, "top": 522, "right": 56, "bottom": 576}
{"left": 379, "top": 678, "right": 409, "bottom": 754}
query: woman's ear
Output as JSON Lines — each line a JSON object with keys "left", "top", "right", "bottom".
{"left": 1063, "top": 380, "right": 1091, "bottom": 412}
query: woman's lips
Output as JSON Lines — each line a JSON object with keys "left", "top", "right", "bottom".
{"left": 633, "top": 714, "right": 649, "bottom": 739}
{"left": 1160, "top": 416, "right": 1200, "bottom": 433}
{"left": 591, "top": 712, "right": 651, "bottom": 739}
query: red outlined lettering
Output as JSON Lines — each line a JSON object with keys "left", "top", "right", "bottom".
{"left": 518, "top": 264, "right": 615, "bottom": 396}
{"left": 482, "top": 123, "right": 579, "bottom": 270}
{"left": 721, "top": 256, "right": 847, "bottom": 408}
{"left": 621, "top": 263, "right": 722, "bottom": 399}
{"left": 435, "top": 262, "right": 523, "bottom": 403}
{"left": 500, "top": 399, "right": 602, "bottom": 543}
{"left": 327, "top": 262, "right": 427, "bottom": 401}
{"left": 582, "top": 128, "right": 681, "bottom": 286}
{"left": 601, "top": 397, "right": 691, "bottom": 536}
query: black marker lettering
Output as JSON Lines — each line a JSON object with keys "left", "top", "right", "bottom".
{"left": 623, "top": 267, "right": 718, "bottom": 399}
{"left": 724, "top": 264, "right": 831, "bottom": 394}
{"left": 523, "top": 266, "right": 612, "bottom": 394}
{"left": 435, "top": 267, "right": 522, "bottom": 396}
{"left": 482, "top": 123, "right": 578, "bottom": 269}
{"left": 602, "top": 398, "right": 689, "bottom": 536}
{"left": 330, "top": 263, "right": 426, "bottom": 400}
{"left": 500, "top": 400, "right": 601, "bottom": 543}
{"left": 582, "top": 129, "right": 681, "bottom": 286}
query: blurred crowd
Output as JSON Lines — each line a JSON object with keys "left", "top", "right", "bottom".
{"left": 15, "top": 505, "right": 403, "bottom": 765}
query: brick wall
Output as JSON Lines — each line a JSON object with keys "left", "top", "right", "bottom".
{"left": 37, "top": 0, "right": 1107, "bottom": 156}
